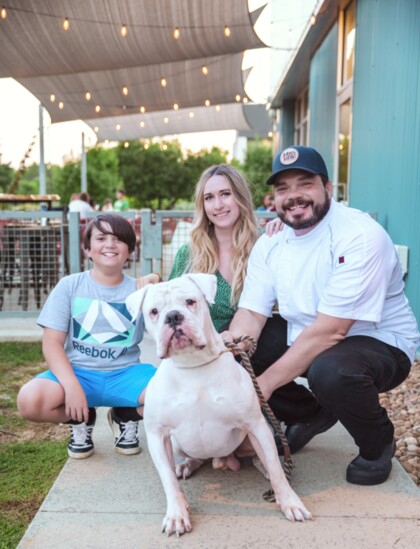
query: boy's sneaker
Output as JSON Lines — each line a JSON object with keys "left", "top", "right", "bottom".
{"left": 107, "top": 408, "right": 141, "bottom": 455}
{"left": 67, "top": 408, "right": 96, "bottom": 459}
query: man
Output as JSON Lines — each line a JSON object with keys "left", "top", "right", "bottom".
{"left": 227, "top": 145, "right": 419, "bottom": 485}
{"left": 114, "top": 189, "right": 130, "bottom": 211}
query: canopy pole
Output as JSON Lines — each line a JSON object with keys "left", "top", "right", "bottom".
{"left": 81, "top": 132, "right": 87, "bottom": 193}
{"left": 39, "top": 103, "right": 46, "bottom": 195}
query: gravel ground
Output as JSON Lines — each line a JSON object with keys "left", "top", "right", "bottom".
{"left": 379, "top": 360, "right": 420, "bottom": 487}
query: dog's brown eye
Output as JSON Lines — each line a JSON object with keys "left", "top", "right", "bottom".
{"left": 186, "top": 299, "right": 196, "bottom": 306}
{"left": 150, "top": 308, "right": 158, "bottom": 316}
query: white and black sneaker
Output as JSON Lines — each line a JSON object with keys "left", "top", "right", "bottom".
{"left": 67, "top": 408, "right": 96, "bottom": 459}
{"left": 107, "top": 408, "right": 141, "bottom": 455}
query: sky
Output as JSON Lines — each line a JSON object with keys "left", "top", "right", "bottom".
{"left": 0, "top": 1, "right": 315, "bottom": 169}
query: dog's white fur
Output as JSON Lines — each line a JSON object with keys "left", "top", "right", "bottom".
{"left": 126, "top": 274, "right": 312, "bottom": 536}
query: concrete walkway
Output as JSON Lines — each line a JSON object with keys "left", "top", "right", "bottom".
{"left": 3, "top": 318, "right": 419, "bottom": 548}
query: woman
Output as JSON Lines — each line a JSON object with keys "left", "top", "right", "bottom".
{"left": 169, "top": 163, "right": 322, "bottom": 446}
{"left": 169, "top": 164, "right": 261, "bottom": 331}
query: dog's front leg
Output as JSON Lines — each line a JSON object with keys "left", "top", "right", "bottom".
{"left": 147, "top": 431, "right": 192, "bottom": 536}
{"left": 247, "top": 421, "right": 312, "bottom": 522}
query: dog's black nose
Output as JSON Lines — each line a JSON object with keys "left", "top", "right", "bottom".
{"left": 165, "top": 310, "right": 184, "bottom": 327}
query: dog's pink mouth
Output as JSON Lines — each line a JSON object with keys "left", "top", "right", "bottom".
{"left": 160, "top": 326, "right": 206, "bottom": 359}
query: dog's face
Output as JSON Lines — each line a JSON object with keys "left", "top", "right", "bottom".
{"left": 126, "top": 274, "right": 222, "bottom": 360}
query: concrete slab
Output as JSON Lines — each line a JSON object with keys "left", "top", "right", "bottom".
{"left": 6, "top": 323, "right": 419, "bottom": 548}
{"left": 17, "top": 415, "right": 420, "bottom": 549}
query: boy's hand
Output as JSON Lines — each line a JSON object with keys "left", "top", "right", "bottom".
{"left": 64, "top": 382, "right": 89, "bottom": 423}
{"left": 136, "top": 273, "right": 161, "bottom": 289}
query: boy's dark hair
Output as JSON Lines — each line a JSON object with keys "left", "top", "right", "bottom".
{"left": 83, "top": 213, "right": 136, "bottom": 254}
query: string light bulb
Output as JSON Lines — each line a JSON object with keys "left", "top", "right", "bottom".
{"left": 160, "top": 77, "right": 167, "bottom": 87}
{"left": 116, "top": 124, "right": 121, "bottom": 130}
{"left": 1, "top": 7, "right": 7, "bottom": 19}
{"left": 173, "top": 103, "right": 179, "bottom": 110}
{"left": 94, "top": 126, "right": 99, "bottom": 133}
{"left": 173, "top": 27, "right": 180, "bottom": 39}
{"left": 205, "top": 99, "right": 210, "bottom": 107}
{"left": 310, "top": 14, "right": 316, "bottom": 25}
{"left": 58, "top": 101, "right": 64, "bottom": 109}
{"left": 164, "top": 117, "right": 169, "bottom": 124}
{"left": 215, "top": 105, "right": 221, "bottom": 112}
{"left": 235, "top": 94, "right": 241, "bottom": 102}
{"left": 140, "top": 121, "right": 145, "bottom": 127}
{"left": 243, "top": 97, "right": 248, "bottom": 103}
{"left": 201, "top": 65, "right": 209, "bottom": 76}
{"left": 62, "top": 17, "right": 70, "bottom": 31}
{"left": 139, "top": 106, "right": 146, "bottom": 113}
{"left": 50, "top": 94, "right": 56, "bottom": 103}
{"left": 224, "top": 25, "right": 231, "bottom": 37}
{"left": 122, "top": 86, "right": 128, "bottom": 96}
{"left": 120, "top": 24, "right": 127, "bottom": 37}
{"left": 95, "top": 105, "right": 101, "bottom": 113}
{"left": 124, "top": 141, "right": 129, "bottom": 148}
{"left": 85, "top": 92, "right": 91, "bottom": 101}
{"left": 189, "top": 112, "right": 194, "bottom": 118}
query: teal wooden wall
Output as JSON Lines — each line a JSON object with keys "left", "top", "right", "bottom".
{"left": 308, "top": 22, "right": 338, "bottom": 178}
{"left": 350, "top": 0, "right": 420, "bottom": 323}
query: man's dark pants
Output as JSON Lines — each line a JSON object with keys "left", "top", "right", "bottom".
{"left": 251, "top": 314, "right": 411, "bottom": 459}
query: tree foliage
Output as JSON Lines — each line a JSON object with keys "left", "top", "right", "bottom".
{"left": 241, "top": 140, "right": 273, "bottom": 208}
{"left": 0, "top": 163, "right": 14, "bottom": 193}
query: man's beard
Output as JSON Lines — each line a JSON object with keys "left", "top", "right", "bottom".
{"left": 278, "top": 189, "right": 330, "bottom": 230}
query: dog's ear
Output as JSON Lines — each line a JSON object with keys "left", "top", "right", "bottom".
{"left": 125, "top": 285, "right": 151, "bottom": 319}
{"left": 183, "top": 273, "right": 217, "bottom": 305}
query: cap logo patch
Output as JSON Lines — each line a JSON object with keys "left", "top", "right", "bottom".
{"left": 280, "top": 147, "right": 299, "bottom": 165}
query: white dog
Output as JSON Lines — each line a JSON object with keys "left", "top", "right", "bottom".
{"left": 126, "top": 274, "right": 312, "bottom": 536}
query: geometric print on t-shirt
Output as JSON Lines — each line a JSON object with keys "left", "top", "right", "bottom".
{"left": 72, "top": 297, "right": 136, "bottom": 346}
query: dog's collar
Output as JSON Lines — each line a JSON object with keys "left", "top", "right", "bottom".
{"left": 173, "top": 349, "right": 233, "bottom": 369}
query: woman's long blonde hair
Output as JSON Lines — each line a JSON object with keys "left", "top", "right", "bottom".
{"left": 189, "top": 164, "right": 260, "bottom": 306}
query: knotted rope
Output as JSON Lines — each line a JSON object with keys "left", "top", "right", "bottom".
{"left": 224, "top": 336, "right": 294, "bottom": 502}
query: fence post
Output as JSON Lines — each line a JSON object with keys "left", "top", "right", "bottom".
{"left": 68, "top": 212, "right": 81, "bottom": 274}
{"left": 140, "top": 209, "right": 162, "bottom": 275}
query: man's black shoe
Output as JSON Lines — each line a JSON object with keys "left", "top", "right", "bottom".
{"left": 275, "top": 407, "right": 337, "bottom": 455}
{"left": 346, "top": 441, "right": 396, "bottom": 486}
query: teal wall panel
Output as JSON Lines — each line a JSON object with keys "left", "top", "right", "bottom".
{"left": 350, "top": 0, "right": 420, "bottom": 323}
{"left": 308, "top": 22, "right": 338, "bottom": 179}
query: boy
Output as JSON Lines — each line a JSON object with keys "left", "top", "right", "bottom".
{"left": 17, "top": 213, "right": 157, "bottom": 459}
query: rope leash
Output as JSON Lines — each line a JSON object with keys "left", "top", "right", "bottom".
{"left": 224, "top": 336, "right": 294, "bottom": 502}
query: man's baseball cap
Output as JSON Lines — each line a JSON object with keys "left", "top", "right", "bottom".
{"left": 266, "top": 145, "right": 329, "bottom": 185}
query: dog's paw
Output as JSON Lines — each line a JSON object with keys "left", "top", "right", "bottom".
{"left": 162, "top": 501, "right": 192, "bottom": 537}
{"left": 175, "top": 457, "right": 204, "bottom": 479}
{"left": 278, "top": 492, "right": 312, "bottom": 522}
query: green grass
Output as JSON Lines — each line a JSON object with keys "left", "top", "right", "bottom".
{"left": 0, "top": 342, "right": 68, "bottom": 548}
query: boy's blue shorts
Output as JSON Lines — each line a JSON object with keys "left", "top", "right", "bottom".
{"left": 36, "top": 363, "right": 157, "bottom": 408}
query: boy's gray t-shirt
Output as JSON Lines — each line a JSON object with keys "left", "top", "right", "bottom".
{"left": 37, "top": 271, "right": 144, "bottom": 371}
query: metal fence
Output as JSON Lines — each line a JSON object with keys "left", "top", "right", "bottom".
{"left": 0, "top": 209, "right": 275, "bottom": 315}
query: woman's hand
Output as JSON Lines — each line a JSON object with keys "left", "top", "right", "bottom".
{"left": 136, "top": 273, "right": 161, "bottom": 289}
{"left": 265, "top": 217, "right": 284, "bottom": 237}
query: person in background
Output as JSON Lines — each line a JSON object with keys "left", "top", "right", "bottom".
{"left": 114, "top": 189, "right": 130, "bottom": 212}
{"left": 68, "top": 191, "right": 95, "bottom": 220}
{"left": 257, "top": 192, "right": 275, "bottom": 211}
{"left": 169, "top": 163, "right": 321, "bottom": 458}
{"left": 225, "top": 145, "right": 420, "bottom": 485}
{"left": 17, "top": 214, "right": 158, "bottom": 459}
{"left": 102, "top": 198, "right": 114, "bottom": 211}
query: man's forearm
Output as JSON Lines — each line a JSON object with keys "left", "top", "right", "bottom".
{"left": 258, "top": 313, "right": 355, "bottom": 398}
{"left": 228, "top": 307, "right": 267, "bottom": 342}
